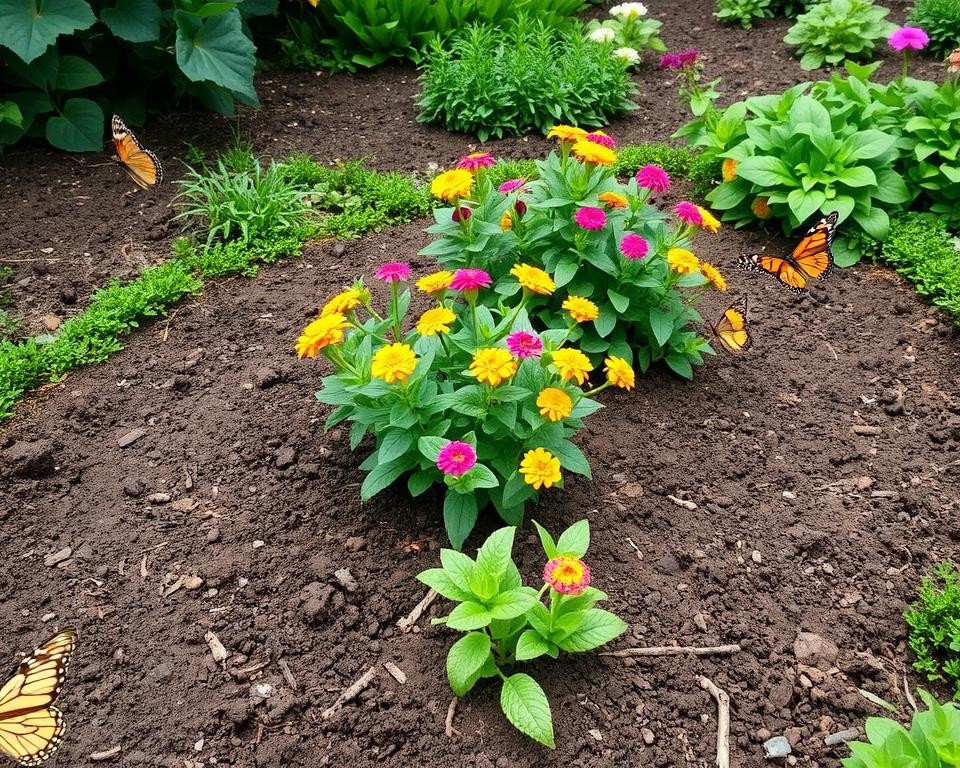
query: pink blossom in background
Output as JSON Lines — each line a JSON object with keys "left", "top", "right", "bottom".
{"left": 375, "top": 262, "right": 411, "bottom": 282}
{"left": 659, "top": 53, "right": 681, "bottom": 69}
{"left": 450, "top": 269, "right": 492, "bottom": 291}
{"left": 498, "top": 178, "right": 527, "bottom": 193}
{"left": 620, "top": 233, "right": 650, "bottom": 260}
{"left": 457, "top": 152, "right": 496, "bottom": 171}
{"left": 575, "top": 206, "right": 607, "bottom": 230}
{"left": 506, "top": 331, "right": 543, "bottom": 359}
{"left": 636, "top": 164, "right": 671, "bottom": 193}
{"left": 678, "top": 49, "right": 699, "bottom": 67}
{"left": 674, "top": 201, "right": 703, "bottom": 226}
{"left": 436, "top": 441, "right": 477, "bottom": 476}
{"left": 888, "top": 27, "right": 929, "bottom": 51}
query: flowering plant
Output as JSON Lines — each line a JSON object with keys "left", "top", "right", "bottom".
{"left": 300, "top": 264, "right": 606, "bottom": 548}
{"left": 585, "top": 2, "right": 666, "bottom": 68}
{"left": 421, "top": 139, "right": 722, "bottom": 379}
{"left": 418, "top": 520, "right": 627, "bottom": 747}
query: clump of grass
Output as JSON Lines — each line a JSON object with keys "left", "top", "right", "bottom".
{"left": 0, "top": 266, "right": 18, "bottom": 341}
{"left": 904, "top": 561, "right": 960, "bottom": 699}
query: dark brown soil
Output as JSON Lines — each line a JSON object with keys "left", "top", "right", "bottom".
{"left": 2, "top": 1, "right": 959, "bottom": 766}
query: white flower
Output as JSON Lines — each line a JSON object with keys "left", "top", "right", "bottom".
{"left": 614, "top": 47, "right": 641, "bottom": 65}
{"left": 588, "top": 27, "right": 617, "bottom": 43}
{"left": 610, "top": 2, "right": 648, "bottom": 18}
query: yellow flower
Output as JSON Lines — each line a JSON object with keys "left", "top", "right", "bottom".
{"left": 511, "top": 263, "right": 556, "bottom": 296}
{"left": 500, "top": 210, "right": 513, "bottom": 231}
{"left": 416, "top": 306, "right": 456, "bottom": 336}
{"left": 416, "top": 271, "right": 454, "bottom": 294}
{"left": 572, "top": 138, "right": 616, "bottom": 166}
{"left": 752, "top": 196, "right": 772, "bottom": 219}
{"left": 697, "top": 206, "right": 721, "bottom": 234}
{"left": 604, "top": 355, "right": 635, "bottom": 390}
{"left": 562, "top": 295, "right": 599, "bottom": 323}
{"left": 520, "top": 448, "right": 562, "bottom": 490}
{"left": 551, "top": 348, "right": 593, "bottom": 385}
{"left": 599, "top": 191, "right": 629, "bottom": 209}
{"left": 430, "top": 169, "right": 474, "bottom": 202}
{"left": 470, "top": 348, "right": 517, "bottom": 387}
{"left": 547, "top": 125, "right": 589, "bottom": 143}
{"left": 371, "top": 343, "right": 418, "bottom": 383}
{"left": 721, "top": 158, "right": 738, "bottom": 181}
{"left": 667, "top": 247, "right": 700, "bottom": 275}
{"left": 536, "top": 387, "right": 574, "bottom": 421}
{"left": 295, "top": 313, "right": 351, "bottom": 358}
{"left": 321, "top": 289, "right": 363, "bottom": 317}
{"left": 700, "top": 262, "right": 727, "bottom": 292}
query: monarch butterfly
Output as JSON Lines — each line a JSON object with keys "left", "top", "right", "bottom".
{"left": 111, "top": 115, "right": 162, "bottom": 190}
{"left": 0, "top": 629, "right": 77, "bottom": 766}
{"left": 713, "top": 296, "right": 751, "bottom": 354}
{"left": 738, "top": 211, "right": 838, "bottom": 294}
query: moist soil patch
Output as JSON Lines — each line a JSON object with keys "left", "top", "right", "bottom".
{"left": 1, "top": 216, "right": 958, "bottom": 767}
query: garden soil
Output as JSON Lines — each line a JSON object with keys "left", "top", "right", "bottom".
{"left": 1, "top": 1, "right": 959, "bottom": 767}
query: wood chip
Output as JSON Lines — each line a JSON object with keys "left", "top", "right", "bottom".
{"left": 445, "top": 697, "right": 460, "bottom": 739}
{"left": 90, "top": 746, "right": 122, "bottom": 761}
{"left": 321, "top": 666, "right": 377, "bottom": 720}
{"left": 383, "top": 661, "right": 406, "bottom": 684}
{"left": 851, "top": 425, "right": 883, "bottom": 436}
{"left": 397, "top": 588, "right": 439, "bottom": 631}
{"left": 205, "top": 631, "right": 228, "bottom": 663}
{"left": 278, "top": 658, "right": 298, "bottom": 690}
{"left": 601, "top": 643, "right": 741, "bottom": 658}
{"left": 667, "top": 495, "right": 697, "bottom": 511}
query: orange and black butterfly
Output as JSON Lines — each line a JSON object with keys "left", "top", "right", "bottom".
{"left": 111, "top": 115, "right": 162, "bottom": 190}
{"left": 0, "top": 628, "right": 77, "bottom": 765}
{"left": 738, "top": 211, "right": 838, "bottom": 294}
{"left": 713, "top": 296, "right": 750, "bottom": 354}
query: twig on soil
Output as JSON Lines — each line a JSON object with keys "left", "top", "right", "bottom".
{"left": 824, "top": 342, "right": 839, "bottom": 361}
{"left": 698, "top": 676, "right": 730, "bottom": 768}
{"left": 445, "top": 697, "right": 461, "bottom": 739}
{"left": 626, "top": 537, "right": 643, "bottom": 561}
{"left": 903, "top": 673, "right": 918, "bottom": 713}
{"left": 383, "top": 661, "right": 407, "bottom": 684}
{"left": 278, "top": 658, "right": 298, "bottom": 691}
{"left": 139, "top": 554, "right": 148, "bottom": 580}
{"left": 321, "top": 666, "right": 377, "bottom": 720}
{"left": 601, "top": 643, "right": 741, "bottom": 658}
{"left": 667, "top": 494, "right": 698, "bottom": 511}
{"left": 89, "top": 746, "right": 122, "bottom": 761}
{"left": 397, "top": 588, "right": 439, "bottom": 631}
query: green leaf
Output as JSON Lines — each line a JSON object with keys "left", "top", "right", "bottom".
{"left": 532, "top": 520, "right": 558, "bottom": 559}
{"left": 99, "top": 0, "right": 161, "bottom": 42}
{"left": 439, "top": 548, "right": 476, "bottom": 592}
{"left": 550, "top": 440, "right": 591, "bottom": 478}
{"left": 416, "top": 568, "right": 474, "bottom": 602}
{"left": 488, "top": 587, "right": 537, "bottom": 620}
{"left": 360, "top": 457, "right": 409, "bottom": 500}
{"left": 175, "top": 9, "right": 258, "bottom": 104}
{"left": 555, "top": 519, "right": 589, "bottom": 558}
{"left": 836, "top": 166, "right": 877, "bottom": 188}
{"left": 500, "top": 673, "right": 555, "bottom": 748}
{"left": 44, "top": 97, "right": 102, "bottom": 152}
{"left": 447, "top": 600, "right": 492, "bottom": 631}
{"left": 476, "top": 526, "right": 515, "bottom": 581}
{"left": 555, "top": 608, "right": 628, "bottom": 652}
{"left": 736, "top": 155, "right": 796, "bottom": 187}
{"left": 0, "top": 0, "right": 95, "bottom": 64}
{"left": 846, "top": 129, "right": 895, "bottom": 161}
{"left": 443, "top": 490, "right": 478, "bottom": 550}
{"left": 786, "top": 188, "right": 826, "bottom": 222}
{"left": 648, "top": 305, "right": 674, "bottom": 348}
{"left": 665, "top": 353, "right": 694, "bottom": 380}
{"left": 515, "top": 629, "right": 553, "bottom": 662}
{"left": 607, "top": 289, "right": 629, "bottom": 313}
{"left": 417, "top": 435, "right": 448, "bottom": 462}
{"left": 378, "top": 429, "right": 415, "bottom": 463}
{"left": 407, "top": 469, "right": 435, "bottom": 497}
{"left": 54, "top": 54, "right": 102, "bottom": 90}
{"left": 446, "top": 632, "right": 492, "bottom": 697}
{"left": 0, "top": 102, "right": 23, "bottom": 128}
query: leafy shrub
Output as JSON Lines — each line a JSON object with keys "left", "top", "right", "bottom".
{"left": 418, "top": 520, "right": 626, "bottom": 747}
{"left": 904, "top": 561, "right": 960, "bottom": 697}
{"left": 784, "top": 0, "right": 897, "bottom": 70}
{"left": 585, "top": 2, "right": 666, "bottom": 66}
{"left": 0, "top": 0, "right": 270, "bottom": 152}
{"left": 908, "top": 0, "right": 960, "bottom": 58}
{"left": 714, "top": 0, "right": 776, "bottom": 28}
{"left": 416, "top": 17, "right": 637, "bottom": 141}
{"left": 842, "top": 690, "right": 960, "bottom": 766}
{"left": 421, "top": 139, "right": 725, "bottom": 379}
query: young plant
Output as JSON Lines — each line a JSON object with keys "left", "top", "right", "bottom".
{"left": 783, "top": 0, "right": 897, "bottom": 70}
{"left": 585, "top": 2, "right": 666, "bottom": 66}
{"left": 713, "top": 0, "right": 776, "bottom": 28}
{"left": 907, "top": 0, "right": 960, "bottom": 58}
{"left": 417, "top": 520, "right": 627, "bottom": 747}
{"left": 300, "top": 262, "right": 610, "bottom": 548}
{"left": 904, "top": 561, "right": 960, "bottom": 699}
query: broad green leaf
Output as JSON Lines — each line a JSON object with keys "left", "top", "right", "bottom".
{"left": 665, "top": 353, "right": 694, "bottom": 380}
{"left": 174, "top": 9, "right": 258, "bottom": 104}
{"left": 417, "top": 435, "right": 448, "bottom": 462}
{"left": 846, "top": 129, "right": 895, "bottom": 161}
{"left": 446, "top": 632, "right": 492, "bottom": 697}
{"left": 0, "top": 102, "right": 23, "bottom": 128}
{"left": 443, "top": 490, "right": 478, "bottom": 550}
{"left": 407, "top": 469, "right": 434, "bottom": 497}
{"left": 359, "top": 457, "right": 409, "bottom": 500}
{"left": 786, "top": 188, "right": 826, "bottom": 223}
{"left": 648, "top": 305, "right": 674, "bottom": 348}
{"left": 54, "top": 54, "right": 103, "bottom": 90}
{"left": 607, "top": 289, "right": 629, "bottom": 313}
{"left": 736, "top": 155, "right": 796, "bottom": 187}
{"left": 476, "top": 527, "right": 515, "bottom": 581}
{"left": 531, "top": 520, "right": 558, "bottom": 559}
{"left": 550, "top": 440, "right": 591, "bottom": 478}
{"left": 446, "top": 600, "right": 492, "bottom": 631}
{"left": 500, "top": 673, "right": 555, "bottom": 748}
{"left": 378, "top": 429, "right": 415, "bottom": 463}
{"left": 416, "top": 568, "right": 474, "bottom": 602}
{"left": 555, "top": 519, "right": 589, "bottom": 558}
{"left": 0, "top": 0, "right": 95, "bottom": 63}
{"left": 487, "top": 587, "right": 537, "bottom": 620}
{"left": 852, "top": 205, "right": 889, "bottom": 240}
{"left": 554, "top": 608, "right": 628, "bottom": 652}
{"left": 836, "top": 166, "right": 877, "bottom": 188}
{"left": 439, "top": 548, "right": 476, "bottom": 592}
{"left": 44, "top": 97, "right": 102, "bottom": 152}
{"left": 515, "top": 629, "right": 553, "bottom": 661}
{"left": 100, "top": 0, "right": 161, "bottom": 42}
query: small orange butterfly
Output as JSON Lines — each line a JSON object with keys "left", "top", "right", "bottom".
{"left": 712, "top": 296, "right": 751, "bottom": 354}
{"left": 111, "top": 115, "right": 162, "bottom": 190}
{"left": 739, "top": 211, "right": 838, "bottom": 294}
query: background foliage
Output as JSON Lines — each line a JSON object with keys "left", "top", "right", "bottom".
{"left": 783, "top": 0, "right": 896, "bottom": 70}
{"left": 907, "top": 0, "right": 960, "bottom": 58}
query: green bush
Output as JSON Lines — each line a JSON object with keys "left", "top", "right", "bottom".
{"left": 905, "top": 561, "right": 960, "bottom": 699}
{"left": 908, "top": 0, "right": 960, "bottom": 58}
{"left": 714, "top": 0, "right": 776, "bottom": 28}
{"left": 783, "top": 0, "right": 897, "bottom": 70}
{"left": 417, "top": 17, "right": 636, "bottom": 141}
{"left": 902, "top": 79, "right": 960, "bottom": 225}
{"left": 0, "top": 0, "right": 271, "bottom": 152}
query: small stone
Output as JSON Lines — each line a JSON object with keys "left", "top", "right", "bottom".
{"left": 851, "top": 425, "right": 882, "bottom": 436}
{"left": 123, "top": 478, "right": 147, "bottom": 498}
{"left": 693, "top": 612, "right": 708, "bottom": 632}
{"left": 275, "top": 447, "right": 297, "bottom": 469}
{"left": 782, "top": 491, "right": 796, "bottom": 499}
{"left": 42, "top": 314, "right": 61, "bottom": 331}
{"left": 794, "top": 632, "right": 839, "bottom": 670}
{"left": 641, "top": 727, "right": 655, "bottom": 745}
{"left": 254, "top": 367, "right": 281, "bottom": 389}
{"left": 59, "top": 284, "right": 77, "bottom": 305}
{"left": 117, "top": 428, "right": 147, "bottom": 448}
{"left": 146, "top": 493, "right": 171, "bottom": 504}
{"left": 763, "top": 736, "right": 792, "bottom": 759}
{"left": 150, "top": 662, "right": 173, "bottom": 681}
{"left": 752, "top": 550, "right": 762, "bottom": 564}
{"left": 41, "top": 612, "right": 56, "bottom": 622}
{"left": 824, "top": 729, "right": 860, "bottom": 746}
{"left": 620, "top": 482, "right": 644, "bottom": 498}
{"left": 755, "top": 728, "right": 772, "bottom": 742}
{"left": 252, "top": 540, "right": 265, "bottom": 549}
{"left": 769, "top": 680, "right": 793, "bottom": 709}
{"left": 206, "top": 529, "right": 221, "bottom": 543}
{"left": 588, "top": 729, "right": 603, "bottom": 741}
{"left": 344, "top": 537, "right": 367, "bottom": 552}
{"left": 182, "top": 576, "right": 204, "bottom": 590}
{"left": 249, "top": 682, "right": 274, "bottom": 704}
{"left": 44, "top": 547, "right": 72, "bottom": 567}
{"left": 334, "top": 568, "right": 358, "bottom": 592}
{"left": 784, "top": 726, "right": 802, "bottom": 746}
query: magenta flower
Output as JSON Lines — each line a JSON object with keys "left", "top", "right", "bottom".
{"left": 586, "top": 131, "right": 616, "bottom": 149}
{"left": 450, "top": 268, "right": 492, "bottom": 291}
{"left": 437, "top": 441, "right": 477, "bottom": 476}
{"left": 678, "top": 49, "right": 699, "bottom": 67}
{"left": 636, "top": 164, "right": 670, "bottom": 193}
{"left": 889, "top": 26, "right": 929, "bottom": 51}
{"left": 375, "top": 262, "right": 411, "bottom": 282}
{"left": 457, "top": 152, "right": 496, "bottom": 171}
{"left": 505, "top": 331, "right": 543, "bottom": 359}
{"left": 674, "top": 201, "right": 703, "bottom": 226}
{"left": 452, "top": 206, "right": 472, "bottom": 222}
{"left": 659, "top": 53, "right": 681, "bottom": 69}
{"left": 499, "top": 178, "right": 527, "bottom": 194}
{"left": 620, "top": 233, "right": 650, "bottom": 260}
{"left": 575, "top": 206, "right": 607, "bottom": 230}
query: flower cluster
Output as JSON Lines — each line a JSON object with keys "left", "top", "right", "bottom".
{"left": 659, "top": 49, "right": 699, "bottom": 70}
{"left": 585, "top": 1, "right": 665, "bottom": 69}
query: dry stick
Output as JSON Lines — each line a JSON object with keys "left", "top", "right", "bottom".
{"left": 445, "top": 697, "right": 461, "bottom": 739}
{"left": 321, "top": 666, "right": 377, "bottom": 720}
{"left": 903, "top": 673, "right": 918, "bottom": 713}
{"left": 699, "top": 676, "right": 730, "bottom": 768}
{"left": 397, "top": 588, "right": 439, "bottom": 631}
{"left": 278, "top": 658, "right": 298, "bottom": 691}
{"left": 600, "top": 643, "right": 741, "bottom": 659}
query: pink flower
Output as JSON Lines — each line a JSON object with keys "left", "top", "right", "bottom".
{"left": 889, "top": 26, "right": 929, "bottom": 52}
{"left": 457, "top": 152, "right": 496, "bottom": 171}
{"left": 450, "top": 269, "right": 492, "bottom": 291}
{"left": 543, "top": 555, "right": 591, "bottom": 596}
{"left": 674, "top": 201, "right": 703, "bottom": 226}
{"left": 452, "top": 206, "right": 472, "bottom": 222}
{"left": 620, "top": 233, "right": 649, "bottom": 260}
{"left": 678, "top": 49, "right": 699, "bottom": 67}
{"left": 585, "top": 131, "right": 616, "bottom": 149}
{"left": 575, "top": 206, "right": 607, "bottom": 230}
{"left": 636, "top": 164, "right": 670, "bottom": 193}
{"left": 376, "top": 262, "right": 411, "bottom": 282}
{"left": 499, "top": 178, "right": 527, "bottom": 193}
{"left": 437, "top": 441, "right": 477, "bottom": 476}
{"left": 505, "top": 331, "right": 543, "bottom": 359}
{"left": 659, "top": 53, "right": 681, "bottom": 69}
{"left": 515, "top": 200, "right": 527, "bottom": 218}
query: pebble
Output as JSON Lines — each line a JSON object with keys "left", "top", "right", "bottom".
{"left": 588, "top": 729, "right": 602, "bottom": 741}
{"left": 249, "top": 682, "right": 274, "bottom": 704}
{"left": 851, "top": 425, "right": 883, "bottom": 436}
{"left": 146, "top": 493, "right": 171, "bottom": 504}
{"left": 44, "top": 547, "right": 72, "bottom": 567}
{"left": 206, "top": 529, "right": 221, "bottom": 543}
{"left": 793, "top": 632, "right": 839, "bottom": 670}
{"left": 117, "top": 428, "right": 147, "bottom": 448}
{"left": 763, "top": 735, "right": 792, "bottom": 758}
{"left": 42, "top": 314, "right": 61, "bottom": 331}
{"left": 344, "top": 536, "right": 367, "bottom": 552}
{"left": 182, "top": 576, "right": 204, "bottom": 590}
{"left": 620, "top": 482, "right": 643, "bottom": 498}
{"left": 275, "top": 447, "right": 297, "bottom": 469}
{"left": 254, "top": 367, "right": 281, "bottom": 389}
{"left": 123, "top": 478, "right": 147, "bottom": 498}
{"left": 252, "top": 540, "right": 265, "bottom": 549}
{"left": 641, "top": 727, "right": 655, "bottom": 745}
{"left": 41, "top": 612, "right": 56, "bottom": 622}
{"left": 824, "top": 729, "right": 859, "bottom": 746}
{"left": 334, "top": 568, "right": 358, "bottom": 592}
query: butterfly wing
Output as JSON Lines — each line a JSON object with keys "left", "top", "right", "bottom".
{"left": 0, "top": 629, "right": 76, "bottom": 765}
{"left": 791, "top": 211, "right": 837, "bottom": 280}
{"left": 713, "top": 297, "right": 751, "bottom": 353}
{"left": 111, "top": 115, "right": 162, "bottom": 190}
{"left": 738, "top": 252, "right": 808, "bottom": 293}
